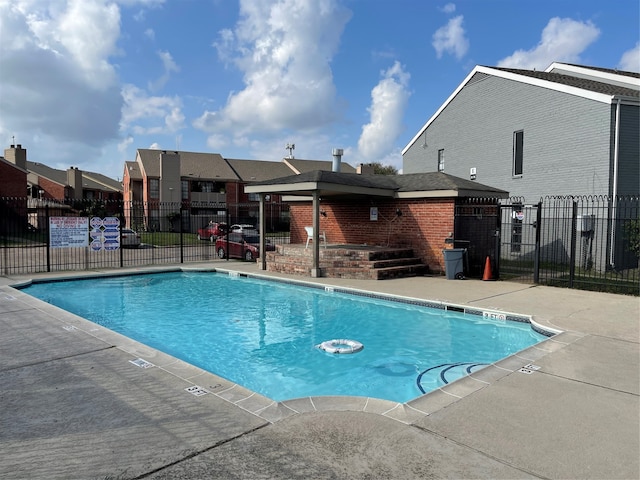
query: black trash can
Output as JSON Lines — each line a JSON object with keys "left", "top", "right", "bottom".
{"left": 443, "top": 248, "right": 466, "bottom": 280}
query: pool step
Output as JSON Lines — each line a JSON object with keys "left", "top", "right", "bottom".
{"left": 416, "top": 362, "right": 489, "bottom": 393}
{"left": 265, "top": 244, "right": 428, "bottom": 280}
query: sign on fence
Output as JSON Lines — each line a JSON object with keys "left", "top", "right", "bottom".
{"left": 89, "top": 216, "right": 121, "bottom": 251}
{"left": 49, "top": 217, "right": 89, "bottom": 248}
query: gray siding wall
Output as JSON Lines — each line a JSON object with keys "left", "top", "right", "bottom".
{"left": 403, "top": 75, "right": 615, "bottom": 200}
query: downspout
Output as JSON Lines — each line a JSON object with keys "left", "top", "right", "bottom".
{"left": 609, "top": 97, "right": 621, "bottom": 269}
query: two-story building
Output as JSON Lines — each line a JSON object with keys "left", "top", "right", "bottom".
{"left": 122, "top": 148, "right": 357, "bottom": 233}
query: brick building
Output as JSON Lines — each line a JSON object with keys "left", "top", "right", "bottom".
{"left": 246, "top": 170, "right": 507, "bottom": 276}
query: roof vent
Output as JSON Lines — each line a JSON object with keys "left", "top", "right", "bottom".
{"left": 331, "top": 148, "right": 343, "bottom": 172}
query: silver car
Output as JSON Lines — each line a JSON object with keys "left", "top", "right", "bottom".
{"left": 121, "top": 228, "right": 141, "bottom": 248}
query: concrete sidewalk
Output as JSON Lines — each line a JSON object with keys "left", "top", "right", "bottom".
{"left": 1, "top": 263, "right": 638, "bottom": 479}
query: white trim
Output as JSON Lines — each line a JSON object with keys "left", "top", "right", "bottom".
{"left": 545, "top": 62, "right": 640, "bottom": 90}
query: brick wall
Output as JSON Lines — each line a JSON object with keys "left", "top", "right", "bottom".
{"left": 0, "top": 162, "right": 27, "bottom": 197}
{"left": 290, "top": 198, "right": 456, "bottom": 272}
{"left": 37, "top": 177, "right": 65, "bottom": 200}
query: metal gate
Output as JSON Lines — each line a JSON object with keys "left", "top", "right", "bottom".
{"left": 497, "top": 201, "right": 541, "bottom": 283}
{"left": 453, "top": 200, "right": 500, "bottom": 278}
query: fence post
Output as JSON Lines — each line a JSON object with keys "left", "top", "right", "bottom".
{"left": 179, "top": 205, "right": 184, "bottom": 264}
{"left": 494, "top": 201, "right": 502, "bottom": 280}
{"left": 1, "top": 199, "right": 7, "bottom": 276}
{"left": 534, "top": 201, "right": 542, "bottom": 283}
{"left": 45, "top": 204, "right": 51, "bottom": 273}
{"left": 569, "top": 200, "right": 578, "bottom": 288}
{"left": 119, "top": 200, "right": 124, "bottom": 268}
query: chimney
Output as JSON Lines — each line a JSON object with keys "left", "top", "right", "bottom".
{"left": 356, "top": 163, "right": 375, "bottom": 175}
{"left": 4, "top": 144, "right": 27, "bottom": 170}
{"left": 67, "top": 167, "right": 83, "bottom": 199}
{"left": 159, "top": 150, "right": 181, "bottom": 202}
{"left": 331, "top": 148, "right": 343, "bottom": 172}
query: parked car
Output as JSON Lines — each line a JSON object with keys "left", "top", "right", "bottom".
{"left": 197, "top": 222, "right": 228, "bottom": 241}
{"left": 229, "top": 223, "right": 257, "bottom": 233}
{"left": 216, "top": 232, "right": 275, "bottom": 261}
{"left": 120, "top": 228, "right": 141, "bottom": 248}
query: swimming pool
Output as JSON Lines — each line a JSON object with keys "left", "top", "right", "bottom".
{"left": 23, "top": 271, "right": 549, "bottom": 403}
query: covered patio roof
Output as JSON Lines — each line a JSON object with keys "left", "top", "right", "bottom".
{"left": 244, "top": 170, "right": 508, "bottom": 276}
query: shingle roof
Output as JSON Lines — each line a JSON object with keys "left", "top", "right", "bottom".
{"left": 248, "top": 170, "right": 507, "bottom": 197}
{"left": 27, "top": 162, "right": 66, "bottom": 185}
{"left": 283, "top": 158, "right": 356, "bottom": 174}
{"left": 124, "top": 161, "right": 142, "bottom": 180}
{"left": 551, "top": 63, "right": 640, "bottom": 79}
{"left": 83, "top": 171, "right": 122, "bottom": 191}
{"left": 136, "top": 149, "right": 239, "bottom": 180}
{"left": 27, "top": 162, "right": 121, "bottom": 192}
{"left": 391, "top": 172, "right": 508, "bottom": 193}
{"left": 492, "top": 67, "right": 639, "bottom": 98}
{"left": 225, "top": 158, "right": 294, "bottom": 182}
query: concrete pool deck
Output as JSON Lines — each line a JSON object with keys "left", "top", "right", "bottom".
{"left": 0, "top": 262, "right": 638, "bottom": 479}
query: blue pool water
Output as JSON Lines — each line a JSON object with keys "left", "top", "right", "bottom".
{"left": 24, "top": 272, "right": 548, "bottom": 403}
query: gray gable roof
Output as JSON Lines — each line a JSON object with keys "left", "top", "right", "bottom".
{"left": 137, "top": 149, "right": 239, "bottom": 181}
{"left": 27, "top": 162, "right": 121, "bottom": 192}
{"left": 27, "top": 162, "right": 67, "bottom": 185}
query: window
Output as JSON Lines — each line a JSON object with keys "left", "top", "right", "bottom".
{"left": 191, "top": 180, "right": 225, "bottom": 194}
{"left": 181, "top": 180, "right": 189, "bottom": 200}
{"left": 248, "top": 193, "right": 260, "bottom": 202}
{"left": 513, "top": 130, "right": 524, "bottom": 176}
{"left": 149, "top": 178, "right": 159, "bottom": 199}
{"left": 437, "top": 149, "right": 445, "bottom": 172}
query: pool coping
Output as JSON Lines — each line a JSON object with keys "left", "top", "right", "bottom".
{"left": 9, "top": 265, "right": 568, "bottom": 425}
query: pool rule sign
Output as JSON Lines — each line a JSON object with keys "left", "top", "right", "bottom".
{"left": 90, "top": 216, "right": 121, "bottom": 251}
{"left": 50, "top": 217, "right": 90, "bottom": 248}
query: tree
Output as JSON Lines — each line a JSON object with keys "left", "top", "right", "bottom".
{"left": 371, "top": 162, "right": 398, "bottom": 175}
{"left": 625, "top": 219, "right": 640, "bottom": 257}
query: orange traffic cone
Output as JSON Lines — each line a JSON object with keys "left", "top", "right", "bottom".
{"left": 482, "top": 256, "right": 493, "bottom": 281}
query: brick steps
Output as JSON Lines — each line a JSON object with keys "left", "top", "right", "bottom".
{"left": 265, "top": 245, "right": 427, "bottom": 280}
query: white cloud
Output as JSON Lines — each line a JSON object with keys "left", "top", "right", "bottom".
{"left": 619, "top": 43, "right": 640, "bottom": 72}
{"left": 440, "top": 3, "right": 456, "bottom": 14}
{"left": 357, "top": 61, "right": 411, "bottom": 161}
{"left": 0, "top": 0, "right": 123, "bottom": 146}
{"left": 497, "top": 17, "right": 600, "bottom": 70}
{"left": 144, "top": 28, "right": 155, "bottom": 40}
{"left": 196, "top": 0, "right": 352, "bottom": 145}
{"left": 432, "top": 15, "right": 469, "bottom": 60}
{"left": 118, "top": 135, "right": 134, "bottom": 152}
{"left": 121, "top": 84, "right": 185, "bottom": 135}
{"left": 148, "top": 50, "right": 180, "bottom": 92}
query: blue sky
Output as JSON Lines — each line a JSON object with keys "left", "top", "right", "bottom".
{"left": 1, "top": 0, "right": 638, "bottom": 180}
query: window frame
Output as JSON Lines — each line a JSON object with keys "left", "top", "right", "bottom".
{"left": 513, "top": 130, "right": 524, "bottom": 177}
{"left": 437, "top": 149, "right": 445, "bottom": 172}
{"left": 149, "top": 178, "right": 159, "bottom": 199}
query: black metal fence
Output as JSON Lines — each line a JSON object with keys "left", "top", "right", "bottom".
{"left": 496, "top": 196, "right": 639, "bottom": 295}
{"left": 2, "top": 195, "right": 638, "bottom": 295}
{"left": 0, "top": 198, "right": 290, "bottom": 275}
